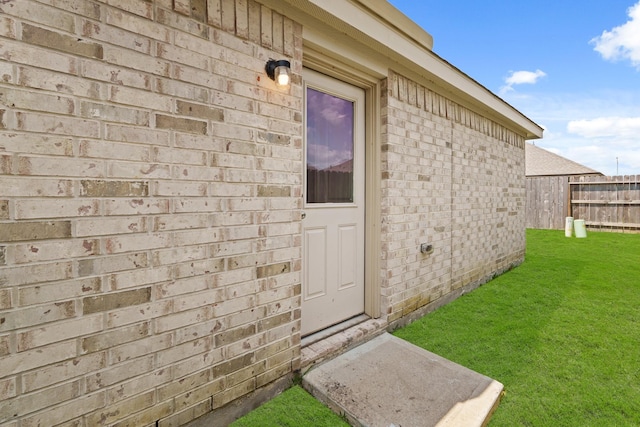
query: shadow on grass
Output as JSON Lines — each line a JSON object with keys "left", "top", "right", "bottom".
{"left": 394, "top": 257, "right": 582, "bottom": 380}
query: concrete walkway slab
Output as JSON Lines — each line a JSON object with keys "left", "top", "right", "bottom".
{"left": 303, "top": 333, "right": 503, "bottom": 427}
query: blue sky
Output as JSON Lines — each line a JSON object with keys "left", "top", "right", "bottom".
{"left": 389, "top": 0, "right": 640, "bottom": 176}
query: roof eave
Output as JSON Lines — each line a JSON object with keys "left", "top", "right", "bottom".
{"left": 259, "top": 0, "right": 543, "bottom": 140}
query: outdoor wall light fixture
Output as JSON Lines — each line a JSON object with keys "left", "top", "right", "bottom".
{"left": 265, "top": 59, "right": 291, "bottom": 88}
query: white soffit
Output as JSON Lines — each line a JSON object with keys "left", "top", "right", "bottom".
{"left": 258, "top": 0, "right": 543, "bottom": 140}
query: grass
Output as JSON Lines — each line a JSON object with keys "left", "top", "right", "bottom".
{"left": 395, "top": 229, "right": 640, "bottom": 426}
{"left": 229, "top": 385, "right": 349, "bottom": 427}
{"left": 233, "top": 229, "right": 640, "bottom": 426}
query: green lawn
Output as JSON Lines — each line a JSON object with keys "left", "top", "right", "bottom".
{"left": 233, "top": 229, "right": 640, "bottom": 426}
{"left": 395, "top": 229, "right": 640, "bottom": 426}
{"left": 229, "top": 385, "right": 349, "bottom": 427}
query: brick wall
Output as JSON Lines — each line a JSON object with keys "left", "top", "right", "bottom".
{"left": 0, "top": 0, "right": 302, "bottom": 425}
{"left": 381, "top": 71, "right": 526, "bottom": 324}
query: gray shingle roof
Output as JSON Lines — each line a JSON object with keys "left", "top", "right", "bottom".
{"left": 525, "top": 143, "right": 602, "bottom": 177}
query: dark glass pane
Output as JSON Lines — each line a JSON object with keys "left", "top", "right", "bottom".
{"left": 306, "top": 87, "right": 355, "bottom": 203}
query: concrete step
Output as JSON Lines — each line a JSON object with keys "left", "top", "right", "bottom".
{"left": 303, "top": 333, "right": 503, "bottom": 427}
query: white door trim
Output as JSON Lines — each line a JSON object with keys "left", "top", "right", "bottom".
{"left": 302, "top": 52, "right": 382, "bottom": 326}
{"left": 301, "top": 68, "right": 365, "bottom": 336}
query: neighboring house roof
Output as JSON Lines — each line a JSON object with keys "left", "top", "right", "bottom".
{"left": 525, "top": 143, "right": 603, "bottom": 177}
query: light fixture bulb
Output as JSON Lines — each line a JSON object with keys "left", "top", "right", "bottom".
{"left": 265, "top": 59, "right": 291, "bottom": 89}
{"left": 275, "top": 66, "right": 290, "bottom": 87}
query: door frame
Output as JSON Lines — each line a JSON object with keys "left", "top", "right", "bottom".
{"left": 303, "top": 49, "right": 382, "bottom": 321}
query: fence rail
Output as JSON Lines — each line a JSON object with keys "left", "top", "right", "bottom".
{"left": 527, "top": 175, "right": 640, "bottom": 231}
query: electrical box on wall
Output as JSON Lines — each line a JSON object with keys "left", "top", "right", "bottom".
{"left": 420, "top": 243, "right": 433, "bottom": 254}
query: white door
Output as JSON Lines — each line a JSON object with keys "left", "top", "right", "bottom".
{"left": 301, "top": 68, "right": 365, "bottom": 336}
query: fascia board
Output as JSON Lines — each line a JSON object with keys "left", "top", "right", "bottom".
{"left": 260, "top": 0, "right": 543, "bottom": 139}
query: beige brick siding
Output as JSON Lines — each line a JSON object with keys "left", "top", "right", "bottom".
{"left": 0, "top": 0, "right": 529, "bottom": 424}
{"left": 0, "top": 0, "right": 302, "bottom": 425}
{"left": 381, "top": 71, "right": 525, "bottom": 324}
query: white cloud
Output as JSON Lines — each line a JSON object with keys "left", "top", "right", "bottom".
{"left": 567, "top": 116, "right": 640, "bottom": 138}
{"left": 505, "top": 69, "right": 547, "bottom": 86}
{"left": 591, "top": 1, "right": 640, "bottom": 69}
{"left": 561, "top": 116, "right": 640, "bottom": 174}
{"left": 499, "top": 69, "right": 546, "bottom": 95}
{"left": 501, "top": 88, "right": 640, "bottom": 176}
{"left": 565, "top": 144, "right": 640, "bottom": 176}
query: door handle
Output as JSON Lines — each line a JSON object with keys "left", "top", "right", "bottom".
{"left": 301, "top": 212, "right": 306, "bottom": 219}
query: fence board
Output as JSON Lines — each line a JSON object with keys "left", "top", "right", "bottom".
{"left": 526, "top": 176, "right": 568, "bottom": 229}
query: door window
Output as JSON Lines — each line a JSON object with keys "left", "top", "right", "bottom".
{"left": 306, "top": 87, "right": 355, "bottom": 204}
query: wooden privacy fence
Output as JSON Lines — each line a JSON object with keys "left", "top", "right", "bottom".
{"left": 526, "top": 175, "right": 640, "bottom": 231}
{"left": 570, "top": 175, "right": 640, "bottom": 231}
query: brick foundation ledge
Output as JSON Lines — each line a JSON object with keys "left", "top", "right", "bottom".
{"left": 300, "top": 318, "right": 388, "bottom": 370}
{"left": 183, "top": 374, "right": 294, "bottom": 427}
